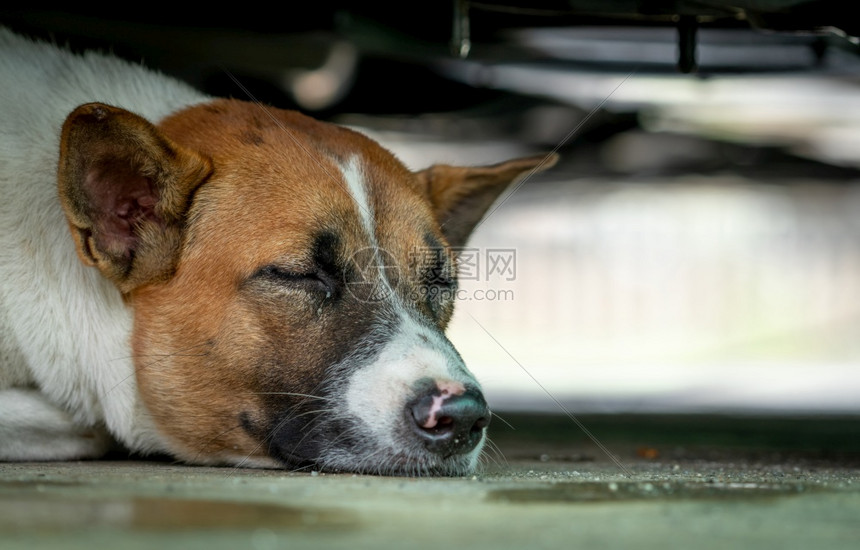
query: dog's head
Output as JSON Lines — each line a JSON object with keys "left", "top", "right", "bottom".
{"left": 57, "top": 99, "right": 556, "bottom": 475}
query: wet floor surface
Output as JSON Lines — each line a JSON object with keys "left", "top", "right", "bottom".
{"left": 1, "top": 414, "right": 858, "bottom": 549}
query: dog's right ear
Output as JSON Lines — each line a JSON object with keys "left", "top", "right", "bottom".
{"left": 58, "top": 103, "right": 212, "bottom": 294}
{"left": 416, "top": 153, "right": 558, "bottom": 248}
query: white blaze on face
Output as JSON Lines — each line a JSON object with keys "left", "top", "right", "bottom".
{"left": 342, "top": 317, "right": 476, "bottom": 445}
{"left": 341, "top": 155, "right": 376, "bottom": 245}
{"left": 338, "top": 156, "right": 484, "bottom": 463}
{"left": 341, "top": 155, "right": 398, "bottom": 301}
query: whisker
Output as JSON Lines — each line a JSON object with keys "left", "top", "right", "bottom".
{"left": 287, "top": 408, "right": 336, "bottom": 421}
{"left": 483, "top": 438, "right": 508, "bottom": 467}
{"left": 290, "top": 462, "right": 317, "bottom": 473}
{"left": 490, "top": 411, "right": 516, "bottom": 431}
{"left": 230, "top": 379, "right": 332, "bottom": 474}
{"left": 281, "top": 411, "right": 335, "bottom": 460}
{"left": 228, "top": 413, "right": 294, "bottom": 475}
{"left": 250, "top": 392, "right": 332, "bottom": 401}
{"left": 317, "top": 426, "right": 354, "bottom": 454}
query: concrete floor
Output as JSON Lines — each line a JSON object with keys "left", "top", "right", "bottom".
{"left": 1, "top": 414, "right": 858, "bottom": 550}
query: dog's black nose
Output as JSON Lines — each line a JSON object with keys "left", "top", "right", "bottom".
{"left": 409, "top": 386, "right": 490, "bottom": 457}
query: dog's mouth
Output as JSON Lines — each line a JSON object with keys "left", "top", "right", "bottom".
{"left": 272, "top": 443, "right": 483, "bottom": 477}
{"left": 272, "top": 439, "right": 487, "bottom": 477}
{"left": 248, "top": 382, "right": 491, "bottom": 476}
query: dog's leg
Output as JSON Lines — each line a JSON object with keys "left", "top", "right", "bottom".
{"left": 0, "top": 388, "right": 114, "bottom": 460}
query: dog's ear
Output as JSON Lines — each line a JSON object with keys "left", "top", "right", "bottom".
{"left": 58, "top": 102, "right": 212, "bottom": 293}
{"left": 415, "top": 154, "right": 558, "bottom": 248}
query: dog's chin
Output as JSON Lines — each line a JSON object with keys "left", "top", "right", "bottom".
{"left": 267, "top": 439, "right": 484, "bottom": 477}
{"left": 310, "top": 447, "right": 482, "bottom": 477}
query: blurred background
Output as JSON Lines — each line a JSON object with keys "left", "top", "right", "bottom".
{"left": 4, "top": 2, "right": 859, "bottom": 415}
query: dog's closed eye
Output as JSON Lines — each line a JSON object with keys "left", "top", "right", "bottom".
{"left": 253, "top": 265, "right": 338, "bottom": 298}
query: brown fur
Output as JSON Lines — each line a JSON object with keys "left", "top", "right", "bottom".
{"left": 57, "top": 98, "right": 555, "bottom": 465}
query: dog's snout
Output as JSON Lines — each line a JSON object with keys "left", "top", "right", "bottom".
{"left": 409, "top": 384, "right": 490, "bottom": 457}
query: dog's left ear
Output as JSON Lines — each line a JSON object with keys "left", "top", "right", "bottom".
{"left": 58, "top": 102, "right": 212, "bottom": 294}
{"left": 415, "top": 154, "right": 559, "bottom": 247}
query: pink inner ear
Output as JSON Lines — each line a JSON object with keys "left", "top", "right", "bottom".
{"left": 85, "top": 160, "right": 161, "bottom": 259}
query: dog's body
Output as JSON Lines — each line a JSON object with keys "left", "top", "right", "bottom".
{"left": 0, "top": 28, "right": 554, "bottom": 474}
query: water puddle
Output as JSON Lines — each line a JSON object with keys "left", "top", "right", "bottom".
{"left": 489, "top": 480, "right": 810, "bottom": 503}
{"left": 0, "top": 495, "right": 355, "bottom": 533}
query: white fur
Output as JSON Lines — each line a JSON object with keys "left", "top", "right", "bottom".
{"left": 344, "top": 317, "right": 475, "bottom": 433}
{"left": 0, "top": 28, "right": 206, "bottom": 459}
{"left": 341, "top": 156, "right": 376, "bottom": 242}
{"left": 339, "top": 316, "right": 485, "bottom": 472}
{"left": 338, "top": 157, "right": 484, "bottom": 469}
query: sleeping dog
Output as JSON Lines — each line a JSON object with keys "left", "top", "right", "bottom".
{"left": 0, "top": 28, "right": 555, "bottom": 475}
